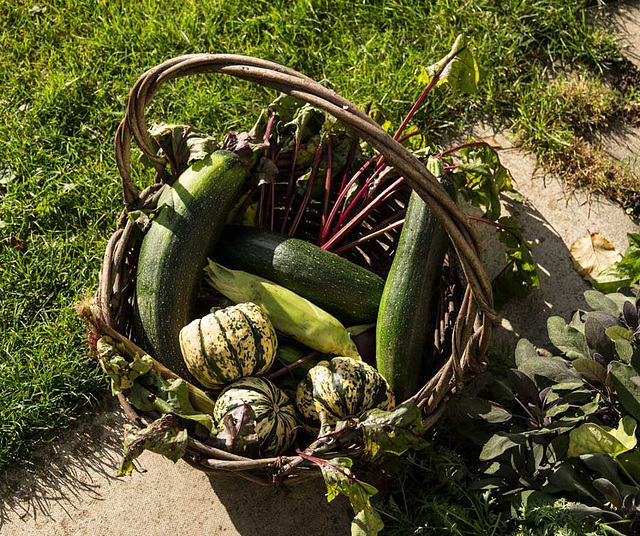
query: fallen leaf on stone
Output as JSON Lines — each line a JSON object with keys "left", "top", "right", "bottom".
{"left": 475, "top": 136, "right": 502, "bottom": 148}
{"left": 570, "top": 232, "right": 622, "bottom": 283}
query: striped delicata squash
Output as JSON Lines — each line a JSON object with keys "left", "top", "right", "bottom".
{"left": 296, "top": 357, "right": 395, "bottom": 434}
{"left": 214, "top": 377, "right": 298, "bottom": 456}
{"left": 179, "top": 302, "right": 277, "bottom": 388}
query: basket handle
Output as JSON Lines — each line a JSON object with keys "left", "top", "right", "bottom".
{"left": 114, "top": 54, "right": 496, "bottom": 322}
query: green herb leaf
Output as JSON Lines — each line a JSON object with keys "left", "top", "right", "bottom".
{"left": 584, "top": 311, "right": 620, "bottom": 362}
{"left": 479, "top": 432, "right": 526, "bottom": 461}
{"left": 515, "top": 338, "right": 580, "bottom": 383}
{"left": 567, "top": 416, "right": 637, "bottom": 458}
{"left": 547, "top": 316, "right": 590, "bottom": 360}
{"left": 548, "top": 462, "right": 600, "bottom": 502}
{"left": 584, "top": 290, "right": 620, "bottom": 316}
{"left": 610, "top": 362, "right": 640, "bottom": 420}
{"left": 572, "top": 358, "right": 607, "bottom": 384}
{"left": 117, "top": 414, "right": 188, "bottom": 477}
{"left": 606, "top": 326, "right": 634, "bottom": 363}
{"left": 455, "top": 397, "right": 512, "bottom": 423}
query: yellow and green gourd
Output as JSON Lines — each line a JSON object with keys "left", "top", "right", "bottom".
{"left": 179, "top": 302, "right": 277, "bottom": 388}
{"left": 214, "top": 377, "right": 298, "bottom": 456}
{"left": 296, "top": 357, "right": 395, "bottom": 434}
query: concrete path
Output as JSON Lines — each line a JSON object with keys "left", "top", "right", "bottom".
{"left": 0, "top": 396, "right": 351, "bottom": 536}
{"left": 473, "top": 128, "right": 638, "bottom": 356}
{"left": 2, "top": 4, "right": 640, "bottom": 536}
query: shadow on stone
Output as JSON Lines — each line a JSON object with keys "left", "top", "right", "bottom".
{"left": 206, "top": 472, "right": 351, "bottom": 536}
{"left": 0, "top": 395, "right": 127, "bottom": 530}
{"left": 478, "top": 191, "right": 591, "bottom": 361}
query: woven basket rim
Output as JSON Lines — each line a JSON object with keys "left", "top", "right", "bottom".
{"left": 91, "top": 54, "right": 495, "bottom": 486}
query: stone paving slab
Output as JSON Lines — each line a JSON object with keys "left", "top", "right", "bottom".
{"left": 0, "top": 396, "right": 351, "bottom": 536}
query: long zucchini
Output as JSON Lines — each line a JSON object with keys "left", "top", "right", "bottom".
{"left": 213, "top": 226, "right": 384, "bottom": 324}
{"left": 376, "top": 190, "right": 450, "bottom": 401}
{"left": 133, "top": 150, "right": 251, "bottom": 383}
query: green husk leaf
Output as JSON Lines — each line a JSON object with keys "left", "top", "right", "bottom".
{"left": 205, "top": 261, "right": 360, "bottom": 359}
{"left": 117, "top": 414, "right": 188, "bottom": 477}
{"left": 357, "top": 402, "right": 428, "bottom": 457}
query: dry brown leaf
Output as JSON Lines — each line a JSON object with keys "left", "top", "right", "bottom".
{"left": 570, "top": 232, "right": 622, "bottom": 282}
{"left": 475, "top": 136, "right": 502, "bottom": 148}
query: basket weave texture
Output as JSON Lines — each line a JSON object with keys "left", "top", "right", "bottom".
{"left": 93, "top": 54, "right": 496, "bottom": 486}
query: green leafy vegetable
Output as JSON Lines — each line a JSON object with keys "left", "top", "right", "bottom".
{"left": 454, "top": 144, "right": 512, "bottom": 220}
{"left": 610, "top": 362, "right": 640, "bottom": 421}
{"left": 417, "top": 35, "right": 480, "bottom": 95}
{"left": 118, "top": 414, "right": 188, "bottom": 477}
{"left": 213, "top": 404, "right": 260, "bottom": 456}
{"left": 99, "top": 336, "right": 153, "bottom": 393}
{"left": 357, "top": 402, "right": 428, "bottom": 457}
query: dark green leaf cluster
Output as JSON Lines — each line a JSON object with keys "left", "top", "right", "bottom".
{"left": 453, "top": 289, "right": 640, "bottom": 534}
{"left": 439, "top": 143, "right": 540, "bottom": 307}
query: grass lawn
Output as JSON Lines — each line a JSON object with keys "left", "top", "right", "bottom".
{"left": 0, "top": 0, "right": 636, "bottom": 529}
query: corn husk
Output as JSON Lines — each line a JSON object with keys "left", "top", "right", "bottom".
{"left": 205, "top": 260, "right": 360, "bottom": 359}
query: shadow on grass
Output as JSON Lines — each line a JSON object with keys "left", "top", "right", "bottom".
{"left": 0, "top": 395, "right": 126, "bottom": 530}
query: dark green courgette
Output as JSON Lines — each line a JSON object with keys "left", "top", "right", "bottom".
{"left": 134, "top": 150, "right": 251, "bottom": 383}
{"left": 376, "top": 190, "right": 450, "bottom": 401}
{"left": 213, "top": 226, "right": 384, "bottom": 324}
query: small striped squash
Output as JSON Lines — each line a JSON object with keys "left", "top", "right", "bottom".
{"left": 214, "top": 377, "right": 298, "bottom": 456}
{"left": 179, "top": 302, "right": 277, "bottom": 388}
{"left": 296, "top": 357, "right": 395, "bottom": 434}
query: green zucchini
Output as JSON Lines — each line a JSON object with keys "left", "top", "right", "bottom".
{"left": 214, "top": 226, "right": 384, "bottom": 324}
{"left": 376, "top": 190, "right": 450, "bottom": 402}
{"left": 134, "top": 150, "right": 251, "bottom": 383}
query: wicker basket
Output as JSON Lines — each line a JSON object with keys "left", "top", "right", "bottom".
{"left": 89, "top": 54, "right": 496, "bottom": 487}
